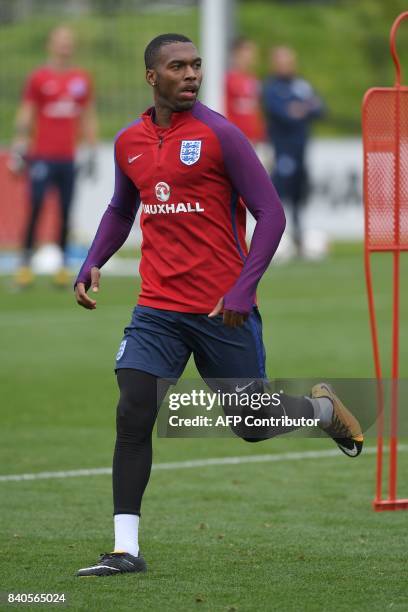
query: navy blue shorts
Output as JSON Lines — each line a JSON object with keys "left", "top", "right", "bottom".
{"left": 115, "top": 305, "right": 266, "bottom": 380}
{"left": 29, "top": 158, "right": 76, "bottom": 211}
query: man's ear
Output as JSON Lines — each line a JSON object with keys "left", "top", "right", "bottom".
{"left": 146, "top": 69, "right": 157, "bottom": 87}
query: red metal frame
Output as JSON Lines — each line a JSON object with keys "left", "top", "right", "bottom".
{"left": 363, "top": 12, "right": 408, "bottom": 512}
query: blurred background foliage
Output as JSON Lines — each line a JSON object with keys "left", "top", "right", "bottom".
{"left": 0, "top": 0, "right": 408, "bottom": 140}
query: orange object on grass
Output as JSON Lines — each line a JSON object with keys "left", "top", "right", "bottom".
{"left": 362, "top": 11, "right": 408, "bottom": 511}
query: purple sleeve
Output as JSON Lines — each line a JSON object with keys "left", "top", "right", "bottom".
{"left": 75, "top": 147, "right": 140, "bottom": 290}
{"left": 216, "top": 123, "right": 286, "bottom": 313}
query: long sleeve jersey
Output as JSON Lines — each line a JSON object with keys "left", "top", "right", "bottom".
{"left": 75, "top": 100, "right": 286, "bottom": 314}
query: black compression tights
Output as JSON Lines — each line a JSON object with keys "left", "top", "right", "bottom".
{"left": 112, "top": 369, "right": 313, "bottom": 515}
{"left": 113, "top": 369, "right": 164, "bottom": 516}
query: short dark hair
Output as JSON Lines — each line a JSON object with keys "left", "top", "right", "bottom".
{"left": 231, "top": 36, "right": 252, "bottom": 53}
{"left": 144, "top": 33, "right": 193, "bottom": 69}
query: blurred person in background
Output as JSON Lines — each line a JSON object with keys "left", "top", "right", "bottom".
{"left": 263, "top": 46, "right": 324, "bottom": 257}
{"left": 225, "top": 37, "right": 266, "bottom": 147}
{"left": 9, "top": 25, "right": 98, "bottom": 288}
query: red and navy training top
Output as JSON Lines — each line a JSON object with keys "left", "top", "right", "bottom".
{"left": 76, "top": 100, "right": 286, "bottom": 314}
{"left": 23, "top": 65, "right": 93, "bottom": 160}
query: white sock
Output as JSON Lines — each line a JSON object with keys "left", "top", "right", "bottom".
{"left": 114, "top": 514, "right": 139, "bottom": 557}
{"left": 307, "top": 397, "right": 334, "bottom": 428}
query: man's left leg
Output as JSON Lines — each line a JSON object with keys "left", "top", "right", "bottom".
{"left": 187, "top": 308, "right": 363, "bottom": 454}
{"left": 290, "top": 161, "right": 309, "bottom": 257}
{"left": 53, "top": 160, "right": 76, "bottom": 286}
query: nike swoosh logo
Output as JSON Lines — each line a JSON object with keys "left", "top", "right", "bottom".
{"left": 235, "top": 381, "right": 255, "bottom": 393}
{"left": 128, "top": 154, "right": 143, "bottom": 164}
{"left": 337, "top": 443, "right": 358, "bottom": 457}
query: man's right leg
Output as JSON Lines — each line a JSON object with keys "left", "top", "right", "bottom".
{"left": 23, "top": 161, "right": 50, "bottom": 261}
{"left": 113, "top": 369, "right": 168, "bottom": 553}
{"left": 77, "top": 369, "right": 167, "bottom": 577}
{"left": 16, "top": 160, "right": 50, "bottom": 287}
{"left": 77, "top": 306, "right": 190, "bottom": 577}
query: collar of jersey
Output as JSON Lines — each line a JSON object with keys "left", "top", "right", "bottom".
{"left": 142, "top": 102, "right": 198, "bottom": 133}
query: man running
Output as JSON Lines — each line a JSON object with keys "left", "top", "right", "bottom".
{"left": 74, "top": 34, "right": 363, "bottom": 577}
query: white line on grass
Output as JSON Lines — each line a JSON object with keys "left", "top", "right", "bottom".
{"left": 1, "top": 445, "right": 407, "bottom": 483}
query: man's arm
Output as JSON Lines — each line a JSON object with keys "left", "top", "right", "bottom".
{"left": 263, "top": 82, "right": 301, "bottom": 125}
{"left": 8, "top": 100, "right": 36, "bottom": 174}
{"left": 305, "top": 91, "right": 325, "bottom": 121}
{"left": 9, "top": 70, "right": 38, "bottom": 174}
{"left": 263, "top": 80, "right": 325, "bottom": 123}
{"left": 79, "top": 102, "right": 98, "bottom": 148}
{"left": 75, "top": 144, "right": 140, "bottom": 308}
{"left": 78, "top": 101, "right": 99, "bottom": 178}
{"left": 216, "top": 122, "right": 286, "bottom": 315}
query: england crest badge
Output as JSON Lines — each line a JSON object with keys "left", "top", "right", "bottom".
{"left": 180, "top": 140, "right": 202, "bottom": 166}
{"left": 116, "top": 339, "right": 127, "bottom": 361}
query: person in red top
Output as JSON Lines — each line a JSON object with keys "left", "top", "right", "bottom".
{"left": 74, "top": 34, "right": 363, "bottom": 578}
{"left": 225, "top": 37, "right": 266, "bottom": 145}
{"left": 10, "top": 25, "right": 98, "bottom": 287}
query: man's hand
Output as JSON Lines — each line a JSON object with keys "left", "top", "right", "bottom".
{"left": 75, "top": 267, "right": 101, "bottom": 310}
{"left": 77, "top": 147, "right": 97, "bottom": 180}
{"left": 7, "top": 147, "right": 27, "bottom": 175}
{"left": 208, "top": 297, "right": 249, "bottom": 328}
{"left": 288, "top": 100, "right": 309, "bottom": 119}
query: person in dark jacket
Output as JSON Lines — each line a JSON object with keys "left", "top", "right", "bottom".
{"left": 263, "top": 46, "right": 324, "bottom": 256}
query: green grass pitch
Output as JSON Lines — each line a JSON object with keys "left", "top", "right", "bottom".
{"left": 0, "top": 244, "right": 407, "bottom": 611}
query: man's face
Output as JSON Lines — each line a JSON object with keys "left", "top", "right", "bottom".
{"left": 146, "top": 42, "right": 202, "bottom": 112}
{"left": 271, "top": 47, "right": 297, "bottom": 78}
{"left": 48, "top": 27, "right": 75, "bottom": 61}
{"left": 234, "top": 42, "right": 257, "bottom": 73}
